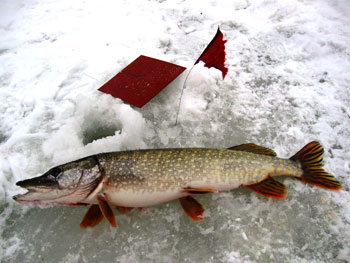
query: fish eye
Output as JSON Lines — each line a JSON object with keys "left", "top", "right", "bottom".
{"left": 50, "top": 167, "right": 62, "bottom": 178}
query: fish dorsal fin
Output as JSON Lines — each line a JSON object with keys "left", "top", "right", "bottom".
{"left": 179, "top": 196, "right": 204, "bottom": 221}
{"left": 97, "top": 195, "right": 117, "bottom": 227}
{"left": 80, "top": 205, "right": 104, "bottom": 229}
{"left": 247, "top": 176, "right": 287, "bottom": 199}
{"left": 228, "top": 143, "right": 276, "bottom": 157}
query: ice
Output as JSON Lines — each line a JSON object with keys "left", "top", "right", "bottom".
{"left": 1, "top": 0, "right": 350, "bottom": 262}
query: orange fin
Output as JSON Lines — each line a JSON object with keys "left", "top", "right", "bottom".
{"left": 182, "top": 188, "right": 216, "bottom": 194}
{"left": 297, "top": 169, "right": 342, "bottom": 190}
{"left": 247, "top": 176, "right": 287, "bottom": 199}
{"left": 97, "top": 195, "right": 117, "bottom": 227}
{"left": 228, "top": 143, "right": 276, "bottom": 157}
{"left": 290, "top": 141, "right": 342, "bottom": 190}
{"left": 179, "top": 196, "right": 204, "bottom": 221}
{"left": 80, "top": 205, "right": 104, "bottom": 229}
{"left": 116, "top": 206, "right": 134, "bottom": 214}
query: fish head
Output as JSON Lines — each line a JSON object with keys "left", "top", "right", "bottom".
{"left": 13, "top": 156, "right": 102, "bottom": 206}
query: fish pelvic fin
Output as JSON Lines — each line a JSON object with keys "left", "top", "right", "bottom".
{"left": 247, "top": 176, "right": 287, "bottom": 199}
{"left": 179, "top": 196, "right": 204, "bottom": 221}
{"left": 290, "top": 141, "right": 342, "bottom": 190}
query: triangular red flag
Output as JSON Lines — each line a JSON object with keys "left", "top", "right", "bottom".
{"left": 195, "top": 27, "right": 228, "bottom": 79}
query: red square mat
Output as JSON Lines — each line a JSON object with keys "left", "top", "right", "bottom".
{"left": 98, "top": 55, "right": 186, "bottom": 107}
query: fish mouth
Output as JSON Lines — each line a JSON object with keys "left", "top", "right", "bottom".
{"left": 13, "top": 173, "right": 64, "bottom": 205}
{"left": 13, "top": 188, "right": 42, "bottom": 203}
{"left": 13, "top": 188, "right": 55, "bottom": 205}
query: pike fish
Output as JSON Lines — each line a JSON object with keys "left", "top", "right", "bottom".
{"left": 13, "top": 141, "right": 342, "bottom": 228}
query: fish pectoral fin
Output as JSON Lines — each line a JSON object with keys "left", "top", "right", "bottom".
{"left": 179, "top": 196, "right": 204, "bottom": 221}
{"left": 80, "top": 205, "right": 104, "bottom": 229}
{"left": 182, "top": 188, "right": 216, "bottom": 194}
{"left": 228, "top": 143, "right": 277, "bottom": 157}
{"left": 247, "top": 176, "right": 287, "bottom": 199}
{"left": 97, "top": 195, "right": 117, "bottom": 227}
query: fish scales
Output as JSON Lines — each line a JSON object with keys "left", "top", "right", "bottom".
{"left": 97, "top": 149, "right": 303, "bottom": 193}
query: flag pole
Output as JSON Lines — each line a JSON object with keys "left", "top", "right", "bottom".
{"left": 175, "top": 27, "right": 227, "bottom": 126}
{"left": 175, "top": 64, "right": 195, "bottom": 125}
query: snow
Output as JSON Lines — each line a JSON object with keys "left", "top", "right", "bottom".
{"left": 1, "top": 0, "right": 350, "bottom": 262}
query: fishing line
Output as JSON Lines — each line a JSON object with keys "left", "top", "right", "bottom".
{"left": 175, "top": 64, "right": 195, "bottom": 125}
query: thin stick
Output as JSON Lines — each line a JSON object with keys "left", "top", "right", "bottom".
{"left": 175, "top": 64, "right": 196, "bottom": 125}
{"left": 83, "top": 73, "right": 99, "bottom": 82}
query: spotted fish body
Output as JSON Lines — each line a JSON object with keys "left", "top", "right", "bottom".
{"left": 14, "top": 141, "right": 342, "bottom": 228}
{"left": 96, "top": 148, "right": 302, "bottom": 207}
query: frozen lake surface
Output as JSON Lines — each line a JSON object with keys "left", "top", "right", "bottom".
{"left": 1, "top": 0, "right": 350, "bottom": 262}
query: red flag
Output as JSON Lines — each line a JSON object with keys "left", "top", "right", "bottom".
{"left": 195, "top": 27, "right": 228, "bottom": 79}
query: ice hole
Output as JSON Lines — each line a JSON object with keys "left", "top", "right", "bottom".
{"left": 81, "top": 121, "right": 122, "bottom": 145}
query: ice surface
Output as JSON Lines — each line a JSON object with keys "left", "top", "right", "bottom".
{"left": 1, "top": 0, "right": 350, "bottom": 262}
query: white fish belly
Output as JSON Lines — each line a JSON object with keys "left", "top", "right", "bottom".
{"left": 102, "top": 180, "right": 240, "bottom": 207}
{"left": 103, "top": 189, "right": 188, "bottom": 207}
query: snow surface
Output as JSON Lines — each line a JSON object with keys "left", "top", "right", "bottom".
{"left": 1, "top": 0, "right": 350, "bottom": 262}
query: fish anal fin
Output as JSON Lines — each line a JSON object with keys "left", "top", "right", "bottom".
{"left": 247, "top": 176, "right": 287, "bottom": 199}
{"left": 228, "top": 143, "right": 276, "bottom": 157}
{"left": 97, "top": 195, "right": 117, "bottom": 227}
{"left": 182, "top": 188, "right": 216, "bottom": 194}
{"left": 116, "top": 206, "right": 134, "bottom": 214}
{"left": 80, "top": 205, "right": 104, "bottom": 229}
{"left": 179, "top": 196, "right": 204, "bottom": 221}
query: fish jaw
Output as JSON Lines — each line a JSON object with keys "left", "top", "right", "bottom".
{"left": 13, "top": 188, "right": 85, "bottom": 207}
{"left": 13, "top": 172, "right": 70, "bottom": 206}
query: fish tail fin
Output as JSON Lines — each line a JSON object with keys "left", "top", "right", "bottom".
{"left": 290, "top": 141, "right": 342, "bottom": 190}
